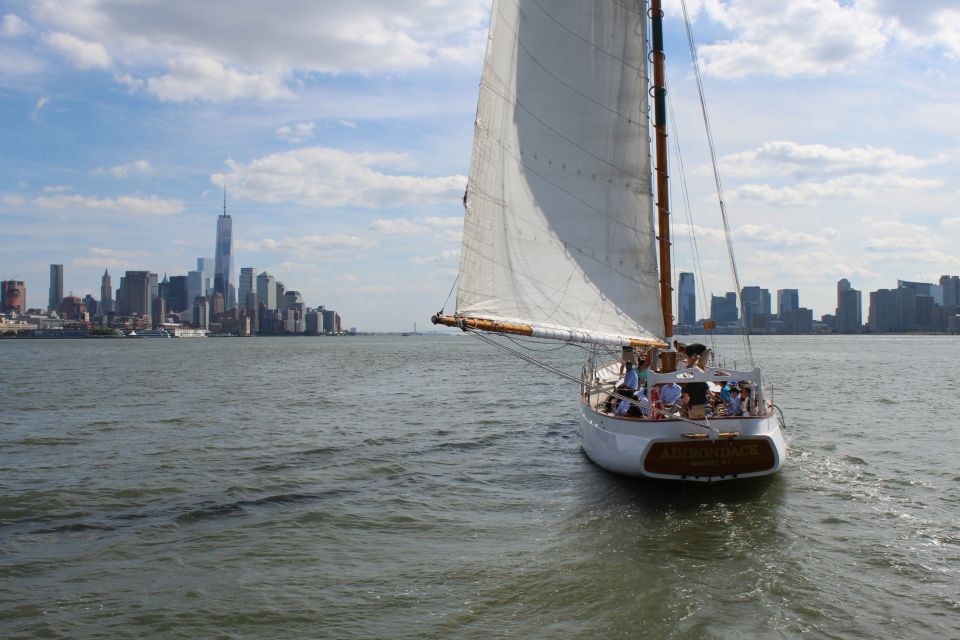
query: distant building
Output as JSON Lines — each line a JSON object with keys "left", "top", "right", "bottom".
{"left": 305, "top": 310, "right": 321, "bottom": 335}
{"left": 940, "top": 275, "right": 960, "bottom": 307}
{"left": 197, "top": 258, "right": 214, "bottom": 296}
{"left": 836, "top": 279, "right": 862, "bottom": 333}
{"left": 677, "top": 272, "right": 696, "bottom": 326}
{"left": 256, "top": 272, "right": 277, "bottom": 310}
{"left": 101, "top": 269, "right": 113, "bottom": 314}
{"left": 740, "top": 286, "right": 770, "bottom": 329}
{"left": 57, "top": 295, "right": 84, "bottom": 321}
{"left": 710, "top": 292, "right": 738, "bottom": 325}
{"left": 239, "top": 267, "right": 256, "bottom": 309}
{"left": 164, "top": 275, "right": 189, "bottom": 313}
{"left": 82, "top": 294, "right": 99, "bottom": 317}
{"left": 49, "top": 264, "right": 64, "bottom": 312}
{"left": 276, "top": 281, "right": 287, "bottom": 311}
{"left": 152, "top": 296, "right": 166, "bottom": 329}
{"left": 187, "top": 270, "right": 204, "bottom": 309}
{"left": 210, "top": 291, "right": 225, "bottom": 316}
{"left": 213, "top": 192, "right": 235, "bottom": 309}
{"left": 118, "top": 271, "right": 151, "bottom": 318}
{"left": 1, "top": 280, "right": 27, "bottom": 315}
{"left": 192, "top": 296, "right": 209, "bottom": 330}
{"left": 282, "top": 290, "right": 304, "bottom": 310}
{"left": 321, "top": 308, "right": 341, "bottom": 334}
{"left": 777, "top": 289, "right": 799, "bottom": 318}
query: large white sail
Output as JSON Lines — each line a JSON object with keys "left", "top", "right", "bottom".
{"left": 456, "top": 0, "right": 665, "bottom": 346}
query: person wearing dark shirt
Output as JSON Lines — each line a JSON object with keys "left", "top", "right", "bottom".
{"left": 682, "top": 342, "right": 711, "bottom": 369}
{"left": 681, "top": 381, "right": 709, "bottom": 419}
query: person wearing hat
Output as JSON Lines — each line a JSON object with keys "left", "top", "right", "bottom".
{"left": 720, "top": 379, "right": 737, "bottom": 403}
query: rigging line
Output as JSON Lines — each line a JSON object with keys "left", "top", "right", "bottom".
{"left": 439, "top": 274, "right": 458, "bottom": 315}
{"left": 503, "top": 334, "right": 574, "bottom": 352}
{"left": 679, "top": 0, "right": 754, "bottom": 368}
{"left": 665, "top": 74, "right": 716, "bottom": 355}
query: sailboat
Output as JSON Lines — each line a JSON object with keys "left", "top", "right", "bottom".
{"left": 432, "top": 0, "right": 786, "bottom": 481}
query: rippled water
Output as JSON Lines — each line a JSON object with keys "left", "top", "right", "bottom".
{"left": 1, "top": 335, "right": 957, "bottom": 639}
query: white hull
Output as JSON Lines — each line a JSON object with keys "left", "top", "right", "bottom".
{"left": 578, "top": 397, "right": 786, "bottom": 482}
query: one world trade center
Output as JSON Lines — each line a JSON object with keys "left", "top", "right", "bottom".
{"left": 214, "top": 188, "right": 235, "bottom": 310}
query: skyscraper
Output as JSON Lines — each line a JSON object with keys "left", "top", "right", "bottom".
{"left": 256, "top": 271, "right": 276, "bottom": 310}
{"left": 197, "top": 257, "right": 214, "bottom": 296}
{"left": 1, "top": 280, "right": 26, "bottom": 314}
{"left": 940, "top": 275, "right": 960, "bottom": 307}
{"left": 239, "top": 267, "right": 256, "bottom": 309}
{"left": 49, "top": 264, "right": 63, "bottom": 312}
{"left": 101, "top": 269, "right": 113, "bottom": 314}
{"left": 740, "top": 285, "right": 771, "bottom": 329}
{"left": 187, "top": 270, "right": 204, "bottom": 307}
{"left": 777, "top": 289, "right": 799, "bottom": 317}
{"left": 677, "top": 272, "right": 695, "bottom": 326}
{"left": 836, "top": 278, "right": 862, "bottom": 333}
{"left": 214, "top": 189, "right": 235, "bottom": 310}
{"left": 165, "top": 276, "right": 189, "bottom": 312}
{"left": 118, "top": 271, "right": 151, "bottom": 317}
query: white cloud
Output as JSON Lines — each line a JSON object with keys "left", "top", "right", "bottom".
{"left": 863, "top": 0, "right": 960, "bottom": 57}
{"left": 238, "top": 233, "right": 375, "bottom": 256}
{"left": 369, "top": 217, "right": 463, "bottom": 244}
{"left": 30, "top": 95, "right": 49, "bottom": 120}
{"left": 211, "top": 147, "right": 466, "bottom": 208}
{"left": 92, "top": 159, "right": 152, "bottom": 178}
{"left": 42, "top": 184, "right": 70, "bottom": 192}
{"left": 146, "top": 56, "right": 293, "bottom": 102}
{"left": 943, "top": 216, "right": 960, "bottom": 230}
{"left": 276, "top": 122, "right": 315, "bottom": 143}
{"left": 693, "top": 0, "right": 889, "bottom": 78}
{"left": 113, "top": 71, "right": 144, "bottom": 91}
{"left": 2, "top": 193, "right": 26, "bottom": 205}
{"left": 720, "top": 141, "right": 931, "bottom": 179}
{"left": 731, "top": 173, "right": 942, "bottom": 206}
{"left": 25, "top": 1, "right": 488, "bottom": 100}
{"left": 339, "top": 120, "right": 357, "bottom": 129}
{"left": 2, "top": 13, "right": 30, "bottom": 38}
{"left": 736, "top": 222, "right": 838, "bottom": 248}
{"left": 410, "top": 249, "right": 459, "bottom": 264}
{"left": 72, "top": 247, "right": 151, "bottom": 270}
{"left": 43, "top": 31, "right": 111, "bottom": 70}
{"left": 35, "top": 193, "right": 183, "bottom": 215}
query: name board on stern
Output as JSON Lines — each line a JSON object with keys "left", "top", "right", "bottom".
{"left": 644, "top": 439, "right": 775, "bottom": 476}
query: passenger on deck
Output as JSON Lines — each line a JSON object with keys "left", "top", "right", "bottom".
{"left": 682, "top": 342, "right": 711, "bottom": 369}
{"left": 620, "top": 361, "right": 638, "bottom": 392}
{"left": 726, "top": 387, "right": 743, "bottom": 416}
{"left": 618, "top": 346, "right": 637, "bottom": 377}
{"left": 615, "top": 389, "right": 650, "bottom": 418}
{"left": 657, "top": 381, "right": 682, "bottom": 407}
{"left": 672, "top": 341, "right": 687, "bottom": 368}
{"left": 720, "top": 379, "right": 737, "bottom": 403}
{"left": 681, "top": 380, "right": 709, "bottom": 419}
{"left": 738, "top": 385, "right": 756, "bottom": 416}
{"left": 636, "top": 359, "right": 649, "bottom": 391}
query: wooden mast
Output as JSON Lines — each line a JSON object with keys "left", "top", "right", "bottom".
{"left": 650, "top": 0, "right": 676, "bottom": 373}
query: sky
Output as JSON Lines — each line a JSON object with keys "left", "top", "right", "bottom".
{"left": 1, "top": 0, "right": 959, "bottom": 331}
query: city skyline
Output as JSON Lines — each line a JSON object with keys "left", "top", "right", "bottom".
{"left": 3, "top": 2, "right": 960, "bottom": 330}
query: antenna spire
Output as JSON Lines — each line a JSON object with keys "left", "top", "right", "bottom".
{"left": 223, "top": 185, "right": 227, "bottom": 216}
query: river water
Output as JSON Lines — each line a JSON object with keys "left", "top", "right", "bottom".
{"left": 0, "top": 335, "right": 957, "bottom": 639}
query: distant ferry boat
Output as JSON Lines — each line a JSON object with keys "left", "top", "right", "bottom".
{"left": 171, "top": 327, "right": 208, "bottom": 338}
{"left": 127, "top": 329, "right": 171, "bottom": 338}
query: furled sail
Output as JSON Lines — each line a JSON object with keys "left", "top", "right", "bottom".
{"left": 455, "top": 0, "right": 665, "bottom": 347}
